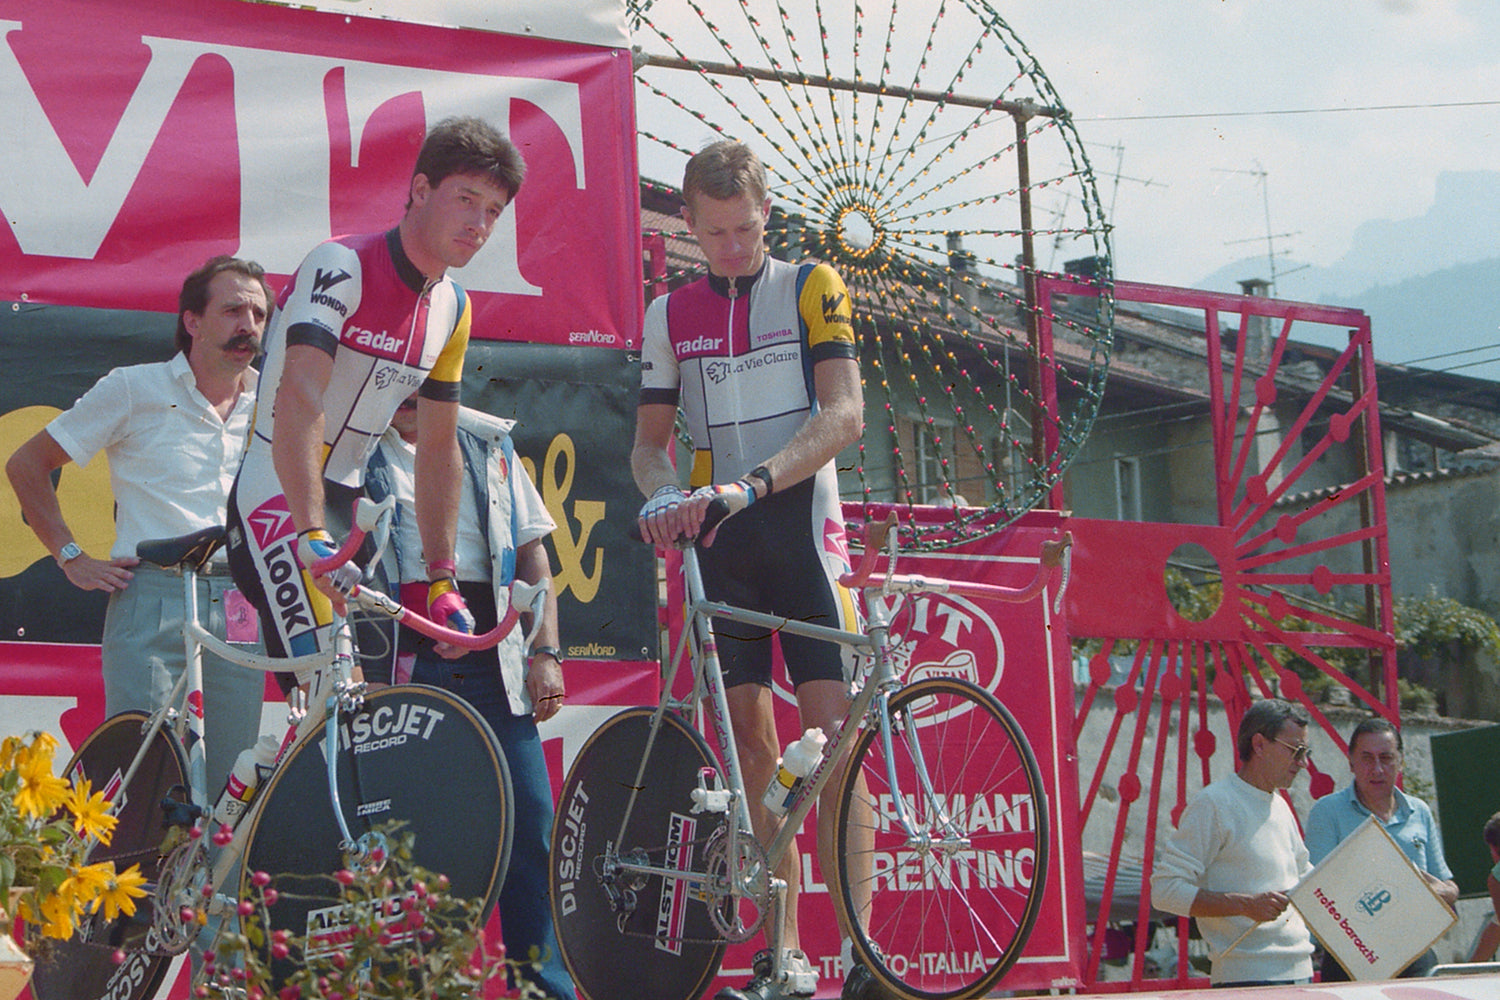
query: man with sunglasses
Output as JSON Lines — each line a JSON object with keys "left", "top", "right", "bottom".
{"left": 1305, "top": 716, "right": 1457, "bottom": 979}
{"left": 1153, "top": 698, "right": 1316, "bottom": 986}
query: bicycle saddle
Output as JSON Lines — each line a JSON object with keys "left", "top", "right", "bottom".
{"left": 136, "top": 525, "right": 228, "bottom": 572}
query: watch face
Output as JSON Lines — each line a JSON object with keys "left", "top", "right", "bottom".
{"left": 60, "top": 542, "right": 83, "bottom": 562}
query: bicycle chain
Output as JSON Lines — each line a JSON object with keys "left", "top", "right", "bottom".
{"left": 593, "top": 823, "right": 774, "bottom": 947}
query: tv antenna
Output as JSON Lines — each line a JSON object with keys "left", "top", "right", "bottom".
{"left": 1215, "top": 161, "right": 1303, "bottom": 295}
{"left": 1051, "top": 141, "right": 1162, "bottom": 271}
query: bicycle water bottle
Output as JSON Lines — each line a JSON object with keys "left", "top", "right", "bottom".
{"left": 761, "top": 728, "right": 826, "bottom": 816}
{"left": 212, "top": 731, "right": 282, "bottom": 829}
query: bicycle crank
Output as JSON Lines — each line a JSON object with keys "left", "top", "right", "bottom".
{"left": 700, "top": 826, "right": 771, "bottom": 942}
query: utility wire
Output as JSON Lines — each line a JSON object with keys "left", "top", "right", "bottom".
{"left": 1081, "top": 99, "right": 1500, "bottom": 123}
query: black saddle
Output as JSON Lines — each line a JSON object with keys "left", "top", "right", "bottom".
{"left": 135, "top": 526, "right": 227, "bottom": 573}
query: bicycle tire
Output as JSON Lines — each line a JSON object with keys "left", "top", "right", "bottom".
{"left": 550, "top": 707, "right": 726, "bottom": 1000}
{"left": 29, "top": 710, "right": 189, "bottom": 1000}
{"left": 239, "top": 684, "right": 512, "bottom": 987}
{"left": 832, "top": 678, "right": 1049, "bottom": 1000}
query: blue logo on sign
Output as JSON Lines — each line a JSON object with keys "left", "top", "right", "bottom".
{"left": 1356, "top": 886, "right": 1393, "bottom": 917}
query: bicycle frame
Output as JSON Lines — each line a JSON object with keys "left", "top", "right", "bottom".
{"left": 603, "top": 523, "right": 1071, "bottom": 950}
{"left": 92, "top": 564, "right": 363, "bottom": 924}
{"left": 98, "top": 512, "right": 547, "bottom": 926}
{"left": 606, "top": 547, "right": 914, "bottom": 946}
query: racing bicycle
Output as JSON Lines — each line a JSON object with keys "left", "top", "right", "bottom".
{"left": 31, "top": 498, "right": 544, "bottom": 1000}
{"left": 550, "top": 508, "right": 1069, "bottom": 1000}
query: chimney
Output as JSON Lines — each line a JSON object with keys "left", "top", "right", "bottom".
{"left": 1237, "top": 277, "right": 1273, "bottom": 365}
{"left": 947, "top": 232, "right": 978, "bottom": 322}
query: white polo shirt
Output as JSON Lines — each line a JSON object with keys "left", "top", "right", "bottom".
{"left": 47, "top": 352, "right": 256, "bottom": 560}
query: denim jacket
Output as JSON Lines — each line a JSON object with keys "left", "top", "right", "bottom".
{"left": 365, "top": 407, "right": 531, "bottom": 713}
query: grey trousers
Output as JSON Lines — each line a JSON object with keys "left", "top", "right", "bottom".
{"left": 100, "top": 564, "right": 268, "bottom": 796}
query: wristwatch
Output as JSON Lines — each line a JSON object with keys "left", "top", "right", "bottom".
{"left": 529, "top": 645, "right": 563, "bottom": 662}
{"left": 57, "top": 542, "right": 83, "bottom": 565}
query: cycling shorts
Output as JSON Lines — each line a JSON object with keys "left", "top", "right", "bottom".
{"left": 696, "top": 474, "right": 861, "bottom": 690}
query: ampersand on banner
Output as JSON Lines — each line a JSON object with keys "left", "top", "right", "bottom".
{"left": 523, "top": 433, "right": 604, "bottom": 603}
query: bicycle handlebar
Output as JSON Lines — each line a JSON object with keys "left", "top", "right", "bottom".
{"left": 839, "top": 514, "right": 1073, "bottom": 606}
{"left": 627, "top": 495, "right": 732, "bottom": 547}
{"left": 304, "top": 496, "right": 394, "bottom": 572}
{"left": 349, "top": 578, "right": 545, "bottom": 650}
{"left": 311, "top": 496, "right": 544, "bottom": 652}
{"left": 837, "top": 511, "right": 900, "bottom": 588}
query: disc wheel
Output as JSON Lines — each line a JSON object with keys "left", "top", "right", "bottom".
{"left": 29, "top": 711, "right": 188, "bottom": 1000}
{"left": 833, "top": 677, "right": 1048, "bottom": 999}
{"left": 239, "top": 685, "right": 511, "bottom": 988}
{"left": 550, "top": 707, "right": 726, "bottom": 1000}
{"left": 631, "top": 0, "right": 1113, "bottom": 548}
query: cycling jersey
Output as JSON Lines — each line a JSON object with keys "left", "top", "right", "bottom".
{"left": 639, "top": 257, "right": 861, "bottom": 687}
{"left": 228, "top": 228, "right": 470, "bottom": 659}
{"left": 639, "top": 256, "right": 857, "bottom": 486}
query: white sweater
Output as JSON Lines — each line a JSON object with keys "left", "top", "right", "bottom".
{"left": 1152, "top": 773, "right": 1314, "bottom": 984}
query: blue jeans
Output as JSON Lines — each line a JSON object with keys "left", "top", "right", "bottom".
{"left": 408, "top": 654, "right": 576, "bottom": 1000}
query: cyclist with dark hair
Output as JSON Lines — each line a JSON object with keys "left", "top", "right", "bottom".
{"left": 7, "top": 255, "right": 272, "bottom": 793}
{"left": 226, "top": 116, "right": 525, "bottom": 680}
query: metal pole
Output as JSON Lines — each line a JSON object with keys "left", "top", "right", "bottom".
{"left": 637, "top": 53, "right": 1062, "bottom": 119}
{"left": 1014, "top": 106, "right": 1047, "bottom": 469}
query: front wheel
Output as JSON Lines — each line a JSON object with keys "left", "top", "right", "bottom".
{"left": 832, "top": 678, "right": 1049, "bottom": 1000}
{"left": 550, "top": 707, "right": 726, "bottom": 1000}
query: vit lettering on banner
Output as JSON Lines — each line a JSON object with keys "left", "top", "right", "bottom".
{"left": 0, "top": 0, "right": 641, "bottom": 347}
{"left": 1289, "top": 816, "right": 1456, "bottom": 981}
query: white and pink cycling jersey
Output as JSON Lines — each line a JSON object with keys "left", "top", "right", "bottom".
{"left": 228, "top": 228, "right": 470, "bottom": 659}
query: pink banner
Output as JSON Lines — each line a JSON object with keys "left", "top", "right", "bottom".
{"left": 0, "top": 0, "right": 642, "bottom": 347}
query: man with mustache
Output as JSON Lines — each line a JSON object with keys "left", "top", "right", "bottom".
{"left": 7, "top": 254, "right": 272, "bottom": 794}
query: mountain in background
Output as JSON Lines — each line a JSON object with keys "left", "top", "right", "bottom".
{"left": 1189, "top": 169, "right": 1500, "bottom": 378}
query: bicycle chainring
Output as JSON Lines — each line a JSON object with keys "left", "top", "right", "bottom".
{"left": 702, "top": 826, "right": 771, "bottom": 942}
{"left": 152, "top": 836, "right": 209, "bottom": 956}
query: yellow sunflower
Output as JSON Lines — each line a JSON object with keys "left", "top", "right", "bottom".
{"left": 96, "top": 864, "right": 148, "bottom": 921}
{"left": 14, "top": 743, "right": 70, "bottom": 819}
{"left": 64, "top": 777, "right": 118, "bottom": 845}
{"left": 36, "top": 889, "right": 82, "bottom": 940}
{"left": 68, "top": 861, "right": 116, "bottom": 906}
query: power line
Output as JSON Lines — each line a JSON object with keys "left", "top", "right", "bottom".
{"left": 1391, "top": 342, "right": 1500, "bottom": 368}
{"left": 1079, "top": 98, "right": 1500, "bottom": 123}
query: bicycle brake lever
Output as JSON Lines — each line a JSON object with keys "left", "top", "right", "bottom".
{"left": 354, "top": 494, "right": 395, "bottom": 533}
{"left": 1049, "top": 531, "right": 1074, "bottom": 615}
{"left": 510, "top": 579, "right": 550, "bottom": 650}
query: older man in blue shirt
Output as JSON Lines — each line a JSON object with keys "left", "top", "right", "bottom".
{"left": 1305, "top": 715, "right": 1458, "bottom": 980}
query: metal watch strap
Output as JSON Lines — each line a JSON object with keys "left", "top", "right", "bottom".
{"left": 529, "top": 645, "right": 563, "bottom": 661}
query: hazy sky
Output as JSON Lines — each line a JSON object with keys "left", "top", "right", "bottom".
{"left": 999, "top": 1, "right": 1500, "bottom": 289}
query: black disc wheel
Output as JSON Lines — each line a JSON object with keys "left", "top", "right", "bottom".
{"left": 30, "top": 711, "right": 189, "bottom": 1000}
{"left": 240, "top": 685, "right": 511, "bottom": 987}
{"left": 551, "top": 707, "right": 726, "bottom": 1000}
